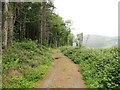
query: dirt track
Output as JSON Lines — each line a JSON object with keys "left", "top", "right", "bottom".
{"left": 38, "top": 49, "right": 87, "bottom": 88}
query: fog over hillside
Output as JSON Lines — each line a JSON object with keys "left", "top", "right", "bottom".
{"left": 83, "top": 34, "right": 118, "bottom": 48}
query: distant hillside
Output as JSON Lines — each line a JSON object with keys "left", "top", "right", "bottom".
{"left": 83, "top": 34, "right": 118, "bottom": 48}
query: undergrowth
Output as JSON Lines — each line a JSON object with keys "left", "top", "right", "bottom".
{"left": 61, "top": 46, "right": 120, "bottom": 89}
{"left": 2, "top": 41, "right": 54, "bottom": 88}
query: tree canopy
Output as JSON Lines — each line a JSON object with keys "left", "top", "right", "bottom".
{"left": 2, "top": 1, "right": 74, "bottom": 49}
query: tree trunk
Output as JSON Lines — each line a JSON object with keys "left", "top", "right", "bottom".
{"left": 38, "top": 2, "right": 43, "bottom": 46}
{"left": 8, "top": 3, "right": 14, "bottom": 47}
{"left": 2, "top": 2, "right": 8, "bottom": 49}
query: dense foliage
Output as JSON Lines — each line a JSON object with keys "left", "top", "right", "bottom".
{"left": 2, "top": 1, "right": 119, "bottom": 89}
{"left": 2, "top": 1, "right": 74, "bottom": 49}
{"left": 2, "top": 1, "right": 74, "bottom": 88}
{"left": 61, "top": 46, "right": 120, "bottom": 88}
{"left": 2, "top": 41, "right": 54, "bottom": 88}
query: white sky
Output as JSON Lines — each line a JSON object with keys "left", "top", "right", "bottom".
{"left": 54, "top": 0, "right": 119, "bottom": 37}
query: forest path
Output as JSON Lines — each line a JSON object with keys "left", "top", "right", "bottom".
{"left": 38, "top": 49, "right": 87, "bottom": 88}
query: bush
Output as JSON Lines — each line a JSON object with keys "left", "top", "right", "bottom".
{"left": 61, "top": 46, "right": 120, "bottom": 88}
{"left": 24, "top": 65, "right": 49, "bottom": 82}
{"left": 2, "top": 41, "right": 54, "bottom": 88}
{"left": 3, "top": 77, "right": 33, "bottom": 88}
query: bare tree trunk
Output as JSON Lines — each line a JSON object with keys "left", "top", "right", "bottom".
{"left": 22, "top": 12, "right": 27, "bottom": 40}
{"left": 41, "top": 2, "right": 46, "bottom": 46}
{"left": 43, "top": 2, "right": 47, "bottom": 46}
{"left": 40, "top": 14, "right": 43, "bottom": 46}
{"left": 38, "top": 2, "right": 43, "bottom": 47}
{"left": 8, "top": 4, "right": 14, "bottom": 47}
{"left": 2, "top": 2, "right": 8, "bottom": 49}
{"left": 46, "top": 26, "right": 49, "bottom": 46}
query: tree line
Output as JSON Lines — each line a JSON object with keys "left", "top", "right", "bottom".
{"left": 2, "top": 1, "right": 74, "bottom": 50}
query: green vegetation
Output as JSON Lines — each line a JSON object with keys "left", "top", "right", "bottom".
{"left": 61, "top": 46, "right": 120, "bottom": 88}
{"left": 2, "top": 41, "right": 54, "bottom": 88}
{"left": 2, "top": 2, "right": 74, "bottom": 49}
{"left": 2, "top": 1, "right": 74, "bottom": 88}
{"left": 2, "top": 1, "right": 119, "bottom": 89}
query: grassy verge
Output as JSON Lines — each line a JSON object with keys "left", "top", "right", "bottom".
{"left": 60, "top": 46, "right": 120, "bottom": 89}
{"left": 2, "top": 41, "right": 54, "bottom": 88}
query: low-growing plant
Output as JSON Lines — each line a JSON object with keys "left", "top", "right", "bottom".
{"left": 61, "top": 46, "right": 120, "bottom": 89}
{"left": 2, "top": 41, "right": 54, "bottom": 88}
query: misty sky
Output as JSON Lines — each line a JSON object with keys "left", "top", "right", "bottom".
{"left": 54, "top": 0, "right": 119, "bottom": 37}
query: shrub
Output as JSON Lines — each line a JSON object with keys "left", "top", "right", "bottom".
{"left": 61, "top": 46, "right": 120, "bottom": 88}
{"left": 2, "top": 41, "right": 54, "bottom": 88}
